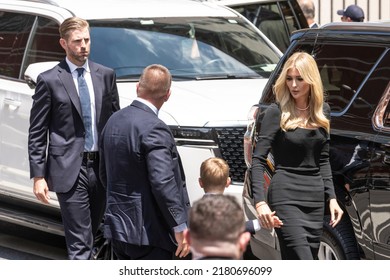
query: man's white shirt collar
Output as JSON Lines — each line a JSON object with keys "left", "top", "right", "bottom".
{"left": 66, "top": 57, "right": 90, "bottom": 74}
{"left": 135, "top": 97, "right": 158, "bottom": 115}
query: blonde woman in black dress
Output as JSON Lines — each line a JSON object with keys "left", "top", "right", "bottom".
{"left": 251, "top": 52, "right": 343, "bottom": 259}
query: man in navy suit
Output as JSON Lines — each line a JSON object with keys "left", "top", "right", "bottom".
{"left": 28, "top": 17, "right": 120, "bottom": 259}
{"left": 100, "top": 64, "right": 190, "bottom": 260}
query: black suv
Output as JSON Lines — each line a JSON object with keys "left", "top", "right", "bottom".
{"left": 244, "top": 22, "right": 390, "bottom": 260}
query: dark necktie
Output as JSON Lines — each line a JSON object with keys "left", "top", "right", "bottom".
{"left": 76, "top": 68, "right": 93, "bottom": 151}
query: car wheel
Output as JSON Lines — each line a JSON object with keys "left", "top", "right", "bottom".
{"left": 318, "top": 215, "right": 360, "bottom": 260}
{"left": 318, "top": 229, "right": 344, "bottom": 259}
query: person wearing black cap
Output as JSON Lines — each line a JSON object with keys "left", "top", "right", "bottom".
{"left": 337, "top": 4, "right": 365, "bottom": 22}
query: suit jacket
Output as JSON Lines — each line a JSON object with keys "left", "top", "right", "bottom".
{"left": 28, "top": 59, "right": 120, "bottom": 193}
{"left": 100, "top": 100, "right": 190, "bottom": 252}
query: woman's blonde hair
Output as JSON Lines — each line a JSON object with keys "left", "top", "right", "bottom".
{"left": 273, "top": 52, "right": 329, "bottom": 132}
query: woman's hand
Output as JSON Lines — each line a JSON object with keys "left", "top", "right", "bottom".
{"left": 256, "top": 201, "right": 283, "bottom": 229}
{"left": 329, "top": 198, "right": 343, "bottom": 227}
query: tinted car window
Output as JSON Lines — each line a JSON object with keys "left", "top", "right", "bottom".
{"left": 0, "top": 12, "right": 35, "bottom": 78}
{"left": 23, "top": 16, "right": 65, "bottom": 74}
{"left": 89, "top": 17, "right": 280, "bottom": 80}
{"left": 350, "top": 49, "right": 390, "bottom": 133}
{"left": 372, "top": 52, "right": 390, "bottom": 132}
{"left": 276, "top": 44, "right": 385, "bottom": 116}
{"left": 230, "top": 2, "right": 303, "bottom": 52}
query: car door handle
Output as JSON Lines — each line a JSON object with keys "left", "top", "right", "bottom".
{"left": 4, "top": 98, "right": 21, "bottom": 108}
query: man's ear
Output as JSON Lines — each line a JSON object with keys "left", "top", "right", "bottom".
{"left": 225, "top": 177, "right": 231, "bottom": 188}
{"left": 198, "top": 178, "right": 204, "bottom": 189}
{"left": 183, "top": 228, "right": 191, "bottom": 246}
{"left": 136, "top": 82, "right": 140, "bottom": 96}
{"left": 164, "top": 89, "right": 171, "bottom": 102}
{"left": 59, "top": 38, "right": 67, "bottom": 50}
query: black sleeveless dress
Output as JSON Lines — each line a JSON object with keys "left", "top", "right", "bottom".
{"left": 251, "top": 103, "right": 336, "bottom": 260}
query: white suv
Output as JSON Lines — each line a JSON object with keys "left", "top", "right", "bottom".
{"left": 0, "top": 0, "right": 281, "bottom": 236}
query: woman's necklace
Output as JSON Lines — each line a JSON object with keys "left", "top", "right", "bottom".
{"left": 295, "top": 104, "right": 309, "bottom": 111}
{"left": 295, "top": 105, "right": 309, "bottom": 127}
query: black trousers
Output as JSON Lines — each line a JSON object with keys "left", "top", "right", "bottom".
{"left": 57, "top": 157, "right": 106, "bottom": 260}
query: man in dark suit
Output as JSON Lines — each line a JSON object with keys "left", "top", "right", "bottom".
{"left": 28, "top": 17, "right": 120, "bottom": 259}
{"left": 100, "top": 64, "right": 190, "bottom": 260}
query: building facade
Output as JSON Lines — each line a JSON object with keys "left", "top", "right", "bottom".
{"left": 314, "top": 0, "right": 390, "bottom": 26}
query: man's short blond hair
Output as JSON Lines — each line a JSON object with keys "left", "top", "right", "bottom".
{"left": 59, "top": 16, "right": 89, "bottom": 40}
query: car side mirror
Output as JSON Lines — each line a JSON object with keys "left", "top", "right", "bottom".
{"left": 24, "top": 61, "right": 59, "bottom": 89}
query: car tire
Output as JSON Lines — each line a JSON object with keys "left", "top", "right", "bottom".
{"left": 318, "top": 215, "right": 360, "bottom": 260}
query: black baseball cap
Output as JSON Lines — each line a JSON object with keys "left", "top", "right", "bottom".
{"left": 337, "top": 5, "right": 365, "bottom": 22}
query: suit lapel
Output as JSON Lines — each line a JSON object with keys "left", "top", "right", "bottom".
{"left": 57, "top": 60, "right": 82, "bottom": 117}
{"left": 90, "top": 61, "right": 103, "bottom": 124}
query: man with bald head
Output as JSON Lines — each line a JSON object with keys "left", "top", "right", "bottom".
{"left": 100, "top": 64, "right": 191, "bottom": 259}
{"left": 299, "top": 0, "right": 319, "bottom": 28}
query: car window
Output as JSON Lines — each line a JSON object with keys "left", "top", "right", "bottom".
{"left": 260, "top": 43, "right": 387, "bottom": 117}
{"left": 289, "top": 44, "right": 385, "bottom": 115}
{"left": 88, "top": 17, "right": 280, "bottom": 80}
{"left": 372, "top": 51, "right": 390, "bottom": 132}
{"left": 230, "top": 2, "right": 302, "bottom": 52}
{"left": 0, "top": 12, "right": 35, "bottom": 79}
{"left": 23, "top": 16, "right": 65, "bottom": 75}
{"left": 353, "top": 50, "right": 390, "bottom": 133}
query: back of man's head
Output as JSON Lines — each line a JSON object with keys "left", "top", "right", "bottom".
{"left": 337, "top": 4, "right": 365, "bottom": 22}
{"left": 186, "top": 195, "right": 250, "bottom": 259}
{"left": 137, "top": 64, "right": 172, "bottom": 102}
{"left": 189, "top": 195, "right": 245, "bottom": 243}
{"left": 299, "top": 0, "right": 315, "bottom": 20}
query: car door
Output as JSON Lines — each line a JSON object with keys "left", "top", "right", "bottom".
{"left": 0, "top": 12, "right": 36, "bottom": 201}
{"left": 368, "top": 52, "right": 390, "bottom": 259}
{"left": 341, "top": 49, "right": 390, "bottom": 260}
{"left": 0, "top": 12, "right": 64, "bottom": 206}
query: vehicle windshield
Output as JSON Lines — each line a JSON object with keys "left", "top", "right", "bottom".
{"left": 89, "top": 17, "right": 279, "bottom": 80}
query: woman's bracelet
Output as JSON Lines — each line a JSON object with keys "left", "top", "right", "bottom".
{"left": 256, "top": 202, "right": 267, "bottom": 209}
